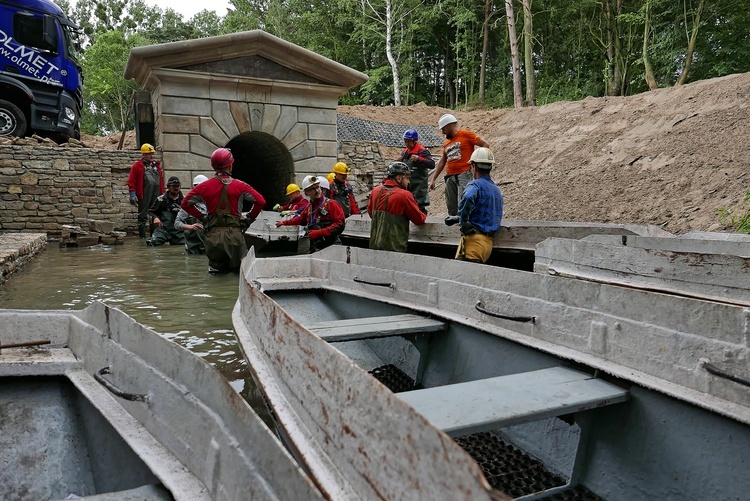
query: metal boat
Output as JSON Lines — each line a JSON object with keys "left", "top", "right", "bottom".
{"left": 233, "top": 245, "right": 749, "bottom": 500}
{"left": 535, "top": 233, "right": 750, "bottom": 306}
{"left": 244, "top": 210, "right": 307, "bottom": 254}
{"left": 0, "top": 301, "right": 321, "bottom": 500}
{"left": 342, "top": 215, "right": 673, "bottom": 266}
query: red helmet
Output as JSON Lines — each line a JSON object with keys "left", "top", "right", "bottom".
{"left": 211, "top": 148, "right": 234, "bottom": 170}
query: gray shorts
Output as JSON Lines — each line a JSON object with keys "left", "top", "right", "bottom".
{"left": 444, "top": 170, "right": 473, "bottom": 216}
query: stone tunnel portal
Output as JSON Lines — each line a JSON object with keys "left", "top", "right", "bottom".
{"left": 226, "top": 131, "right": 295, "bottom": 209}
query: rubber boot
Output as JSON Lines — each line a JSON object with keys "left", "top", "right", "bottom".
{"left": 138, "top": 223, "right": 146, "bottom": 239}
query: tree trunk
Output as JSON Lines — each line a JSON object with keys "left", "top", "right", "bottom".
{"left": 479, "top": 0, "right": 491, "bottom": 101}
{"left": 384, "top": 0, "right": 401, "bottom": 105}
{"left": 642, "top": 0, "right": 658, "bottom": 91}
{"left": 676, "top": 0, "right": 705, "bottom": 86}
{"left": 505, "top": 0, "right": 523, "bottom": 108}
{"left": 522, "top": 0, "right": 535, "bottom": 106}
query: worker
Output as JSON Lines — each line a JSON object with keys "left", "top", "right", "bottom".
{"left": 174, "top": 174, "right": 209, "bottom": 254}
{"left": 399, "top": 129, "right": 435, "bottom": 214}
{"left": 446, "top": 147, "right": 503, "bottom": 263}
{"left": 329, "top": 162, "right": 360, "bottom": 217}
{"left": 319, "top": 175, "right": 331, "bottom": 199}
{"left": 429, "top": 114, "right": 490, "bottom": 216}
{"left": 275, "top": 175, "right": 345, "bottom": 253}
{"left": 147, "top": 176, "right": 185, "bottom": 247}
{"left": 181, "top": 148, "right": 265, "bottom": 273}
{"left": 273, "top": 183, "right": 310, "bottom": 216}
{"left": 368, "top": 162, "right": 427, "bottom": 252}
{"left": 127, "top": 143, "right": 164, "bottom": 239}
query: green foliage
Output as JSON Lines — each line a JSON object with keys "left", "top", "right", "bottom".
{"left": 72, "top": 0, "right": 750, "bottom": 134}
{"left": 718, "top": 191, "right": 750, "bottom": 234}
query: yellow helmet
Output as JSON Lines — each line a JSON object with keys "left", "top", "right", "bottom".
{"left": 333, "top": 162, "right": 350, "bottom": 175}
{"left": 286, "top": 183, "right": 301, "bottom": 195}
{"left": 140, "top": 143, "right": 156, "bottom": 154}
{"left": 326, "top": 172, "right": 335, "bottom": 183}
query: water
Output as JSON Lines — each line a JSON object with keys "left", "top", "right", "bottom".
{"left": 0, "top": 238, "right": 261, "bottom": 406}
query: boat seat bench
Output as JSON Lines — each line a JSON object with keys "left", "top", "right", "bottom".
{"left": 308, "top": 314, "right": 447, "bottom": 342}
{"left": 399, "top": 366, "right": 628, "bottom": 437}
{"left": 0, "top": 347, "right": 81, "bottom": 377}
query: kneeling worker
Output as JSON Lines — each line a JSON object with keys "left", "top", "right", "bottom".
{"left": 174, "top": 174, "right": 209, "bottom": 254}
{"left": 182, "top": 148, "right": 265, "bottom": 273}
{"left": 273, "top": 183, "right": 310, "bottom": 216}
{"left": 450, "top": 147, "right": 503, "bottom": 263}
{"left": 368, "top": 162, "right": 427, "bottom": 253}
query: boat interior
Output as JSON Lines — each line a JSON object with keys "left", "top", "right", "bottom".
{"left": 264, "top": 285, "right": 749, "bottom": 500}
{"left": 1, "top": 375, "right": 171, "bottom": 500}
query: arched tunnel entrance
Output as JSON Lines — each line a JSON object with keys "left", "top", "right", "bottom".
{"left": 226, "top": 131, "right": 295, "bottom": 208}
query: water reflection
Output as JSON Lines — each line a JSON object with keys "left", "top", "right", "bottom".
{"left": 0, "top": 239, "right": 270, "bottom": 418}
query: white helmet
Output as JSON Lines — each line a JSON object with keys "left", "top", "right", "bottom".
{"left": 470, "top": 147, "right": 495, "bottom": 167}
{"left": 318, "top": 176, "right": 330, "bottom": 191}
{"left": 438, "top": 113, "right": 458, "bottom": 129}
{"left": 193, "top": 174, "right": 209, "bottom": 186}
{"left": 300, "top": 175, "right": 321, "bottom": 191}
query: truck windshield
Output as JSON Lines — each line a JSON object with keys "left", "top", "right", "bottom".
{"left": 62, "top": 24, "right": 82, "bottom": 64}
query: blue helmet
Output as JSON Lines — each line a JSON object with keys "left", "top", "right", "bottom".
{"left": 403, "top": 129, "right": 418, "bottom": 141}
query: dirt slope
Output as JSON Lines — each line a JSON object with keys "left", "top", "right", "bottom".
{"left": 339, "top": 72, "right": 750, "bottom": 234}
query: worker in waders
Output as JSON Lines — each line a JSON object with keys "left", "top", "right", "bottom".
{"left": 181, "top": 148, "right": 265, "bottom": 273}
{"left": 329, "top": 162, "right": 360, "bottom": 217}
{"left": 399, "top": 129, "right": 435, "bottom": 214}
{"left": 367, "top": 162, "right": 427, "bottom": 253}
{"left": 127, "top": 143, "right": 164, "bottom": 239}
{"left": 174, "top": 174, "right": 209, "bottom": 255}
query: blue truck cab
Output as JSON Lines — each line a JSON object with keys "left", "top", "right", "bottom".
{"left": 0, "top": 0, "right": 82, "bottom": 139}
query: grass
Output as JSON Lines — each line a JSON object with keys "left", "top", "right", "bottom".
{"left": 717, "top": 191, "right": 750, "bottom": 233}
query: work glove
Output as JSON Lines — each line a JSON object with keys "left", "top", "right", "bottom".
{"left": 129, "top": 194, "right": 138, "bottom": 206}
{"left": 308, "top": 229, "right": 323, "bottom": 240}
{"left": 273, "top": 204, "right": 282, "bottom": 211}
{"left": 280, "top": 210, "right": 294, "bottom": 217}
{"left": 444, "top": 216, "right": 459, "bottom": 226}
{"left": 460, "top": 223, "right": 478, "bottom": 236}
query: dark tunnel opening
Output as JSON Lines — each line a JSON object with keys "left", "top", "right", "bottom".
{"left": 226, "top": 131, "right": 294, "bottom": 208}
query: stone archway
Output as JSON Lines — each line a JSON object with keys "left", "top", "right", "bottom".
{"left": 227, "top": 131, "right": 293, "bottom": 208}
{"left": 124, "top": 30, "right": 368, "bottom": 192}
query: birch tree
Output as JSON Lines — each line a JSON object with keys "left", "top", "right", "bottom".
{"left": 504, "top": 0, "right": 523, "bottom": 107}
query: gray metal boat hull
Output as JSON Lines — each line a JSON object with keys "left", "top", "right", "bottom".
{"left": 233, "top": 246, "right": 750, "bottom": 500}
{"left": 535, "top": 234, "right": 750, "bottom": 306}
{"left": 0, "top": 302, "right": 320, "bottom": 500}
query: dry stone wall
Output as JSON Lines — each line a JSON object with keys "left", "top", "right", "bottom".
{"left": 0, "top": 146, "right": 141, "bottom": 236}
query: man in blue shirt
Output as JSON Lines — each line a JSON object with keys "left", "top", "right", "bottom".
{"left": 454, "top": 147, "right": 503, "bottom": 263}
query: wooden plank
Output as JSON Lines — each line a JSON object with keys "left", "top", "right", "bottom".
{"left": 0, "top": 348, "right": 81, "bottom": 377}
{"left": 399, "top": 367, "right": 628, "bottom": 437}
{"left": 308, "top": 314, "right": 447, "bottom": 342}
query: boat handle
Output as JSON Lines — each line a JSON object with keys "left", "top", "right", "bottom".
{"left": 701, "top": 360, "right": 750, "bottom": 388}
{"left": 94, "top": 367, "right": 150, "bottom": 402}
{"left": 475, "top": 301, "right": 536, "bottom": 323}
{"left": 353, "top": 276, "right": 395, "bottom": 289}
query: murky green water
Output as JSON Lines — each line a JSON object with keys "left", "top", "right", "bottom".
{"left": 0, "top": 238, "right": 265, "bottom": 409}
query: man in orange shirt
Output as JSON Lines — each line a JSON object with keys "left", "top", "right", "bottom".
{"left": 428, "top": 114, "right": 489, "bottom": 216}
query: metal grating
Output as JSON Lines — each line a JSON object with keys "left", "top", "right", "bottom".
{"left": 337, "top": 115, "right": 444, "bottom": 148}
{"left": 369, "top": 365, "right": 604, "bottom": 501}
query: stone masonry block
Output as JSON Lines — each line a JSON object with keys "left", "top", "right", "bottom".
{"left": 268, "top": 89, "right": 337, "bottom": 108}
{"left": 298, "top": 107, "right": 337, "bottom": 125}
{"left": 161, "top": 80, "right": 210, "bottom": 99}
{"left": 212, "top": 101, "right": 241, "bottom": 139}
{"left": 191, "top": 133, "right": 220, "bottom": 158}
{"left": 238, "top": 82, "right": 271, "bottom": 103}
{"left": 229, "top": 102, "right": 251, "bottom": 132}
{"left": 261, "top": 105, "right": 281, "bottom": 134}
{"left": 199, "top": 118, "right": 229, "bottom": 148}
{"left": 249, "top": 105, "right": 263, "bottom": 132}
{"left": 309, "top": 124, "right": 336, "bottom": 141}
{"left": 162, "top": 96, "right": 212, "bottom": 117}
{"left": 281, "top": 123, "right": 307, "bottom": 150}
{"left": 293, "top": 156, "right": 336, "bottom": 174}
{"left": 160, "top": 115, "right": 200, "bottom": 134}
{"left": 290, "top": 140, "right": 316, "bottom": 161}
{"left": 209, "top": 80, "right": 240, "bottom": 101}
{"left": 162, "top": 134, "right": 190, "bottom": 152}
{"left": 163, "top": 152, "right": 208, "bottom": 171}
{"left": 316, "top": 140, "right": 338, "bottom": 157}
{"left": 274, "top": 106, "right": 298, "bottom": 139}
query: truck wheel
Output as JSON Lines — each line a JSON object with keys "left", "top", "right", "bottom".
{"left": 0, "top": 100, "right": 28, "bottom": 137}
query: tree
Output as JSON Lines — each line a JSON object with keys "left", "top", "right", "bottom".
{"left": 81, "top": 31, "right": 148, "bottom": 134}
{"left": 521, "top": 0, "right": 535, "bottom": 105}
{"left": 504, "top": 0, "right": 523, "bottom": 107}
